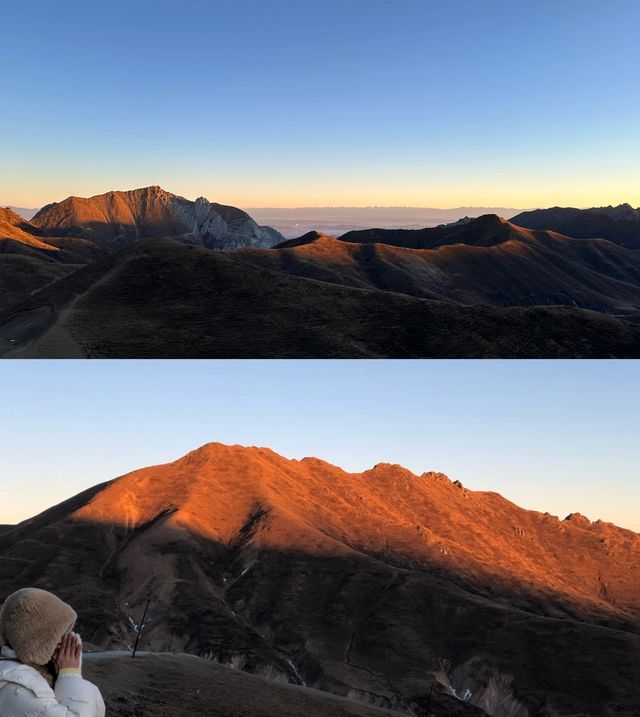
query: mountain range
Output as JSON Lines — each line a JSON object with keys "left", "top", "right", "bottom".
{"left": 243, "top": 216, "right": 640, "bottom": 313}
{"left": 511, "top": 204, "right": 640, "bottom": 249}
{"left": 0, "top": 442, "right": 638, "bottom": 716}
{"left": 243, "top": 206, "right": 524, "bottom": 238}
{"left": 2, "top": 188, "right": 640, "bottom": 358}
{"left": 7, "top": 205, "right": 525, "bottom": 239}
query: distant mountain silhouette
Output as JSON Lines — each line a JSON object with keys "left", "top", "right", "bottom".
{"left": 338, "top": 214, "right": 520, "bottom": 249}
{"left": 511, "top": 203, "right": 640, "bottom": 248}
{"left": 31, "top": 186, "right": 284, "bottom": 250}
{"left": 4, "top": 206, "right": 39, "bottom": 221}
{"left": 245, "top": 206, "right": 523, "bottom": 239}
{"left": 2, "top": 238, "right": 640, "bottom": 358}
{"left": 1, "top": 442, "right": 638, "bottom": 716}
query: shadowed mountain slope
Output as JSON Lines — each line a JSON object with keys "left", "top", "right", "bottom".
{"left": 84, "top": 653, "right": 423, "bottom": 717}
{"left": 0, "top": 207, "right": 87, "bottom": 311}
{"left": 338, "top": 214, "right": 525, "bottom": 249}
{"left": 238, "top": 216, "right": 640, "bottom": 314}
{"left": 2, "top": 238, "right": 640, "bottom": 357}
{"left": 31, "top": 186, "right": 284, "bottom": 250}
{"left": 4, "top": 205, "right": 640, "bottom": 357}
{"left": 511, "top": 204, "right": 640, "bottom": 249}
{"left": 0, "top": 443, "right": 638, "bottom": 716}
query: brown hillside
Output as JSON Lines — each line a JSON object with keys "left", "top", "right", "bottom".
{"left": 84, "top": 652, "right": 479, "bottom": 717}
{"left": 237, "top": 217, "right": 640, "bottom": 315}
{"left": 2, "top": 238, "right": 640, "bottom": 358}
{"left": 0, "top": 443, "right": 638, "bottom": 716}
{"left": 0, "top": 207, "right": 84, "bottom": 311}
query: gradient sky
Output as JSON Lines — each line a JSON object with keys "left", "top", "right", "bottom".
{"left": 2, "top": 0, "right": 639, "bottom": 208}
{"left": 0, "top": 360, "right": 638, "bottom": 531}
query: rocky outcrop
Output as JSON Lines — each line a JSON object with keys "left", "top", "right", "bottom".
{"left": 31, "top": 186, "right": 284, "bottom": 250}
{"left": 169, "top": 193, "right": 283, "bottom": 249}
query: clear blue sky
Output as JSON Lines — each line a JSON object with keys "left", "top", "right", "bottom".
{"left": 0, "top": 360, "right": 638, "bottom": 531}
{"left": 2, "top": 0, "right": 639, "bottom": 208}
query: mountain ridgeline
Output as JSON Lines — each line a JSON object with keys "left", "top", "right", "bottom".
{"left": 0, "top": 443, "right": 638, "bottom": 716}
{"left": 31, "top": 185, "right": 284, "bottom": 250}
{"left": 511, "top": 203, "right": 640, "bottom": 249}
{"left": 1, "top": 189, "right": 640, "bottom": 357}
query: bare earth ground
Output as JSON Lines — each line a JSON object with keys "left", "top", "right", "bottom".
{"left": 83, "top": 653, "right": 418, "bottom": 717}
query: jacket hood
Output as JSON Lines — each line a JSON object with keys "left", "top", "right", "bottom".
{"left": 0, "top": 588, "right": 76, "bottom": 666}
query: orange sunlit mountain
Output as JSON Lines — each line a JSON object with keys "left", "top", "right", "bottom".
{"left": 1, "top": 443, "right": 638, "bottom": 716}
{"left": 31, "top": 185, "right": 284, "bottom": 249}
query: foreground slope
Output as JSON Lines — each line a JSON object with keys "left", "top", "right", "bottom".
{"left": 84, "top": 653, "right": 464, "bottom": 717}
{"left": 2, "top": 238, "right": 640, "bottom": 358}
{"left": 0, "top": 207, "right": 85, "bottom": 311}
{"left": 241, "top": 216, "right": 640, "bottom": 314}
{"left": 31, "top": 185, "right": 284, "bottom": 250}
{"left": 0, "top": 443, "right": 638, "bottom": 716}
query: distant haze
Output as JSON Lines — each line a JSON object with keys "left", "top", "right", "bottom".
{"left": 245, "top": 206, "right": 524, "bottom": 238}
{"left": 4, "top": 206, "right": 39, "bottom": 220}
{"left": 5, "top": 203, "right": 525, "bottom": 238}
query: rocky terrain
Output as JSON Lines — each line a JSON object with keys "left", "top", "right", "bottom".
{"left": 1, "top": 443, "right": 638, "bottom": 716}
{"left": 30, "top": 186, "right": 284, "bottom": 250}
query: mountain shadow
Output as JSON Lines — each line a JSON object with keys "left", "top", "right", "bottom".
{"left": 1, "top": 443, "right": 638, "bottom": 716}
{"left": 2, "top": 238, "right": 640, "bottom": 358}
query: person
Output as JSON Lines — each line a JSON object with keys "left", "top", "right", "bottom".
{"left": 0, "top": 587, "right": 106, "bottom": 716}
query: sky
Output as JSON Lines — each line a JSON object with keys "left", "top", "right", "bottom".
{"left": 1, "top": 0, "right": 639, "bottom": 208}
{"left": 0, "top": 360, "right": 638, "bottom": 531}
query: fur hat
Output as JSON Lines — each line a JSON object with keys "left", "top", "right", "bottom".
{"left": 0, "top": 588, "right": 77, "bottom": 666}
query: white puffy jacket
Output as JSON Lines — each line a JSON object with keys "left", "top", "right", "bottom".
{"left": 0, "top": 646, "right": 105, "bottom": 717}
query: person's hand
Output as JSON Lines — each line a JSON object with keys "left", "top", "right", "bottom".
{"left": 52, "top": 632, "right": 82, "bottom": 670}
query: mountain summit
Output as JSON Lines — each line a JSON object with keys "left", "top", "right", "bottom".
{"left": 511, "top": 203, "right": 640, "bottom": 248}
{"left": 31, "top": 186, "right": 284, "bottom": 250}
{"left": 0, "top": 442, "right": 638, "bottom": 716}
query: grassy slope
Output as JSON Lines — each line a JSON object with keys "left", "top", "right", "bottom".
{"left": 83, "top": 653, "right": 481, "bottom": 717}
{"left": 248, "top": 223, "right": 640, "bottom": 313}
{"left": 2, "top": 239, "right": 640, "bottom": 358}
